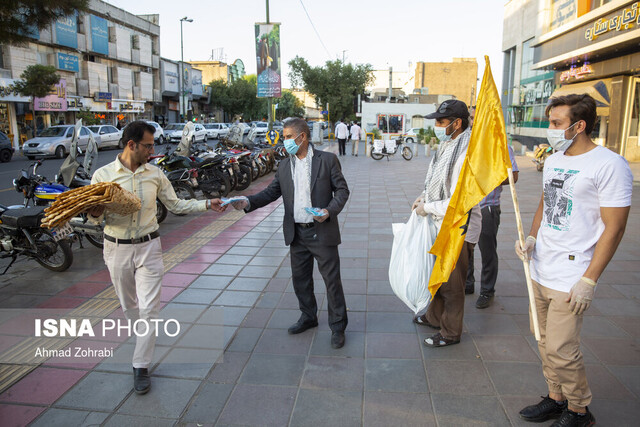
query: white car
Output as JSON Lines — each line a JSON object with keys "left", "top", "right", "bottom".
{"left": 164, "top": 123, "right": 208, "bottom": 143}
{"left": 22, "top": 125, "right": 95, "bottom": 159}
{"left": 145, "top": 121, "right": 166, "bottom": 144}
{"left": 403, "top": 128, "right": 422, "bottom": 143}
{"left": 203, "top": 123, "right": 229, "bottom": 139}
{"left": 88, "top": 125, "right": 122, "bottom": 149}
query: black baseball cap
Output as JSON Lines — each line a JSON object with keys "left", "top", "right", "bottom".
{"left": 424, "top": 99, "right": 469, "bottom": 119}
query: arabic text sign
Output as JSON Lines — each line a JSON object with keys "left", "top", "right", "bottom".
{"left": 34, "top": 79, "right": 67, "bottom": 112}
{"left": 57, "top": 53, "right": 79, "bottom": 72}
{"left": 585, "top": 2, "right": 639, "bottom": 41}
{"left": 560, "top": 64, "right": 594, "bottom": 82}
{"left": 90, "top": 15, "right": 109, "bottom": 55}
{"left": 55, "top": 14, "right": 78, "bottom": 49}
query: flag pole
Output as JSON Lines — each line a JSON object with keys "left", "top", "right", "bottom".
{"left": 507, "top": 167, "right": 541, "bottom": 341}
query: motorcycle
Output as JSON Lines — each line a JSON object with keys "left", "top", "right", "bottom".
{"left": 0, "top": 203, "right": 73, "bottom": 273}
{"left": 533, "top": 143, "right": 554, "bottom": 171}
{"left": 371, "top": 138, "right": 413, "bottom": 161}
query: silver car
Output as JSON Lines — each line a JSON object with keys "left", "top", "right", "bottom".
{"left": 203, "top": 123, "right": 229, "bottom": 139}
{"left": 22, "top": 125, "right": 95, "bottom": 159}
{"left": 88, "top": 125, "right": 123, "bottom": 150}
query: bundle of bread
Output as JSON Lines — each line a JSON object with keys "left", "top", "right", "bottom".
{"left": 41, "top": 182, "right": 141, "bottom": 229}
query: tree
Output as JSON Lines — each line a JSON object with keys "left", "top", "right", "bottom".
{"left": 288, "top": 56, "right": 374, "bottom": 123}
{"left": 1, "top": 0, "right": 89, "bottom": 44}
{"left": 76, "top": 108, "right": 100, "bottom": 126}
{"left": 14, "top": 64, "right": 60, "bottom": 131}
{"left": 208, "top": 76, "right": 268, "bottom": 121}
{"left": 276, "top": 91, "right": 304, "bottom": 120}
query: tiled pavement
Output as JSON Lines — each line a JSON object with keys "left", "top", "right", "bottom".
{"left": 0, "top": 141, "right": 638, "bottom": 426}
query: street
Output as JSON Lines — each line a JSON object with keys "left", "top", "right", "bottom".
{"left": 0, "top": 141, "right": 638, "bottom": 426}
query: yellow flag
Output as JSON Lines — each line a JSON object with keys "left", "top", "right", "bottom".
{"left": 427, "top": 56, "right": 511, "bottom": 296}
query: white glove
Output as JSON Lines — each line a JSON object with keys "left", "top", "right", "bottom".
{"left": 231, "top": 196, "right": 248, "bottom": 210}
{"left": 515, "top": 236, "right": 536, "bottom": 261}
{"left": 567, "top": 277, "right": 597, "bottom": 315}
{"left": 415, "top": 201, "right": 427, "bottom": 217}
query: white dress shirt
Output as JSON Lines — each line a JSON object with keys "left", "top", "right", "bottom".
{"left": 335, "top": 123, "right": 349, "bottom": 139}
{"left": 292, "top": 149, "right": 314, "bottom": 223}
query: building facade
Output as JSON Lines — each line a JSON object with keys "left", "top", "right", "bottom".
{"left": 414, "top": 58, "right": 478, "bottom": 106}
{"left": 0, "top": 0, "right": 161, "bottom": 149}
{"left": 157, "top": 58, "right": 206, "bottom": 125}
{"left": 503, "top": 0, "right": 640, "bottom": 160}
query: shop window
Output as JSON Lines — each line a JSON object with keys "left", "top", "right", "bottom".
{"left": 376, "top": 114, "right": 404, "bottom": 134}
{"left": 630, "top": 81, "right": 640, "bottom": 138}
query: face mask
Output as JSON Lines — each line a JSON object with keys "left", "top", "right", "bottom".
{"left": 434, "top": 120, "right": 457, "bottom": 142}
{"left": 546, "top": 122, "right": 578, "bottom": 152}
{"left": 284, "top": 133, "right": 302, "bottom": 155}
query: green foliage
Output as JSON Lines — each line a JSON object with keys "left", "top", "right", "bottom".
{"left": 76, "top": 108, "right": 100, "bottom": 125}
{"left": 1, "top": 0, "right": 89, "bottom": 44}
{"left": 417, "top": 126, "right": 436, "bottom": 144}
{"left": 288, "top": 56, "right": 374, "bottom": 122}
{"left": 276, "top": 91, "right": 304, "bottom": 120}
{"left": 14, "top": 65, "right": 60, "bottom": 98}
{"left": 208, "top": 76, "right": 268, "bottom": 121}
{"left": 371, "top": 128, "right": 382, "bottom": 140}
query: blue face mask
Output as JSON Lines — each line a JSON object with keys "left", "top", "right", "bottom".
{"left": 284, "top": 133, "right": 302, "bottom": 155}
{"left": 434, "top": 120, "right": 457, "bottom": 142}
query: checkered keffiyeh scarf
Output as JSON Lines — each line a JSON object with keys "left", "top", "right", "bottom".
{"left": 424, "top": 128, "right": 471, "bottom": 202}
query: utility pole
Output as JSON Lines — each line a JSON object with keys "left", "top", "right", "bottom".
{"left": 180, "top": 17, "right": 193, "bottom": 122}
{"left": 342, "top": 50, "right": 347, "bottom": 63}
{"left": 266, "top": 0, "right": 273, "bottom": 131}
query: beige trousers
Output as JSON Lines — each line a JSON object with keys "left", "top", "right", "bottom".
{"left": 531, "top": 280, "right": 592, "bottom": 408}
{"left": 103, "top": 238, "right": 164, "bottom": 369}
{"left": 351, "top": 139, "right": 360, "bottom": 155}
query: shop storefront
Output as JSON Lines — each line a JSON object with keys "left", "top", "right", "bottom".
{"left": 532, "top": 1, "right": 640, "bottom": 160}
{"left": 0, "top": 78, "right": 33, "bottom": 149}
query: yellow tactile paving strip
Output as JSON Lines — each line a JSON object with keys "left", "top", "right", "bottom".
{"left": 0, "top": 208, "right": 252, "bottom": 394}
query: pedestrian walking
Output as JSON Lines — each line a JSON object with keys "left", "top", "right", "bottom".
{"left": 335, "top": 119, "right": 348, "bottom": 156}
{"left": 350, "top": 122, "right": 361, "bottom": 156}
{"left": 465, "top": 106, "right": 520, "bottom": 308}
{"left": 88, "top": 121, "right": 225, "bottom": 395}
{"left": 231, "top": 118, "right": 350, "bottom": 349}
{"left": 411, "top": 100, "right": 481, "bottom": 347}
{"left": 515, "top": 94, "right": 632, "bottom": 426}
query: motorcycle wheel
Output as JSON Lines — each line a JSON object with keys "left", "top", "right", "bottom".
{"left": 85, "top": 231, "right": 104, "bottom": 249}
{"left": 235, "top": 165, "right": 253, "bottom": 191}
{"left": 201, "top": 168, "right": 231, "bottom": 198}
{"left": 402, "top": 146, "right": 413, "bottom": 161}
{"left": 251, "top": 160, "right": 259, "bottom": 180}
{"left": 256, "top": 158, "right": 267, "bottom": 176}
{"left": 265, "top": 156, "right": 274, "bottom": 173}
{"left": 32, "top": 230, "right": 73, "bottom": 272}
{"left": 371, "top": 152, "right": 384, "bottom": 160}
{"left": 156, "top": 199, "right": 168, "bottom": 224}
{"left": 173, "top": 182, "right": 196, "bottom": 199}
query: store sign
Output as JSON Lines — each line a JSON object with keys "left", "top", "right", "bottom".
{"left": 114, "top": 101, "right": 144, "bottom": 113}
{"left": 57, "top": 53, "right": 79, "bottom": 72}
{"left": 168, "top": 100, "right": 179, "bottom": 111}
{"left": 0, "top": 78, "right": 30, "bottom": 102}
{"left": 560, "top": 63, "right": 594, "bottom": 82}
{"left": 90, "top": 15, "right": 109, "bottom": 55}
{"left": 66, "top": 97, "right": 85, "bottom": 110}
{"left": 550, "top": 0, "right": 576, "bottom": 31}
{"left": 585, "top": 3, "right": 639, "bottom": 41}
{"left": 55, "top": 14, "right": 78, "bottom": 49}
{"left": 95, "top": 92, "right": 112, "bottom": 101}
{"left": 34, "top": 79, "right": 67, "bottom": 111}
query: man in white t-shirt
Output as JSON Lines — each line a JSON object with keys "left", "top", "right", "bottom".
{"left": 515, "top": 94, "right": 633, "bottom": 427}
{"left": 350, "top": 122, "right": 361, "bottom": 156}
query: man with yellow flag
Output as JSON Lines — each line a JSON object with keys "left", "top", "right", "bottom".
{"left": 412, "top": 57, "right": 511, "bottom": 347}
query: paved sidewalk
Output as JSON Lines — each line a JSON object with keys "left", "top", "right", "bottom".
{"left": 0, "top": 140, "right": 638, "bottom": 426}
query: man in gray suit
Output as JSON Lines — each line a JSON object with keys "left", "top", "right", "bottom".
{"left": 232, "top": 118, "right": 350, "bottom": 348}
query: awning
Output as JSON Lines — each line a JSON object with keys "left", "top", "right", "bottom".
{"left": 550, "top": 78, "right": 612, "bottom": 116}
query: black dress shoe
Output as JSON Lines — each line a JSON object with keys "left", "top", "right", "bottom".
{"left": 551, "top": 407, "right": 595, "bottom": 427}
{"left": 133, "top": 367, "right": 150, "bottom": 395}
{"left": 288, "top": 319, "right": 318, "bottom": 335}
{"left": 331, "top": 331, "right": 345, "bottom": 349}
{"left": 519, "top": 395, "right": 567, "bottom": 422}
{"left": 476, "top": 294, "right": 493, "bottom": 309}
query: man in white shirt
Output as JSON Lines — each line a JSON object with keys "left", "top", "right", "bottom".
{"left": 88, "top": 121, "right": 225, "bottom": 394}
{"left": 350, "top": 122, "right": 361, "bottom": 156}
{"left": 411, "top": 100, "right": 481, "bottom": 347}
{"left": 335, "top": 119, "right": 349, "bottom": 156}
{"left": 515, "top": 94, "right": 632, "bottom": 427}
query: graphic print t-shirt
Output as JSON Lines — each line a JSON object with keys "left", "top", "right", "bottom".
{"left": 531, "top": 146, "right": 633, "bottom": 293}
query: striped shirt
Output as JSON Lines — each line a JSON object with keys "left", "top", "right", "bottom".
{"left": 479, "top": 145, "right": 519, "bottom": 208}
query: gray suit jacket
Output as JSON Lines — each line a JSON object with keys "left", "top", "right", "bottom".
{"left": 246, "top": 147, "right": 350, "bottom": 246}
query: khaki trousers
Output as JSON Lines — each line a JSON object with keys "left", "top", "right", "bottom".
{"left": 425, "top": 241, "right": 472, "bottom": 340}
{"left": 351, "top": 139, "right": 360, "bottom": 155}
{"left": 103, "top": 238, "right": 164, "bottom": 369}
{"left": 531, "top": 280, "right": 592, "bottom": 408}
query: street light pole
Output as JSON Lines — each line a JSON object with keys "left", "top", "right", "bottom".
{"left": 180, "top": 17, "right": 193, "bottom": 122}
{"left": 266, "top": 0, "right": 273, "bottom": 131}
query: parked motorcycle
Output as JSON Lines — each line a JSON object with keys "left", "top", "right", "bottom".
{"left": 533, "top": 143, "right": 554, "bottom": 171}
{"left": 371, "top": 139, "right": 413, "bottom": 161}
{"left": 0, "top": 203, "right": 73, "bottom": 273}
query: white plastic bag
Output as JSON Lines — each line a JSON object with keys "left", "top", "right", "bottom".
{"left": 389, "top": 211, "right": 437, "bottom": 314}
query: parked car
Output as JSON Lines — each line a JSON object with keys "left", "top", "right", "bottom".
{"left": 203, "top": 123, "right": 229, "bottom": 139}
{"left": 146, "top": 121, "right": 165, "bottom": 144}
{"left": 164, "top": 123, "right": 208, "bottom": 143}
{"left": 0, "top": 131, "right": 14, "bottom": 162}
{"left": 250, "top": 122, "right": 269, "bottom": 135}
{"left": 22, "top": 125, "right": 94, "bottom": 159}
{"left": 88, "top": 125, "right": 122, "bottom": 150}
{"left": 402, "top": 128, "right": 422, "bottom": 143}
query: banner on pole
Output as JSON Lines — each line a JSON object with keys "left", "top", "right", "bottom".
{"left": 255, "top": 23, "right": 281, "bottom": 98}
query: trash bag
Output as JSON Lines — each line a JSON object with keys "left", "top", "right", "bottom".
{"left": 389, "top": 211, "right": 438, "bottom": 314}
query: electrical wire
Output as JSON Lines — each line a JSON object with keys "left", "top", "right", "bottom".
{"left": 298, "top": 0, "right": 332, "bottom": 60}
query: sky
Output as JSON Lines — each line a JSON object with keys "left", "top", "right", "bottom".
{"left": 105, "top": 0, "right": 507, "bottom": 91}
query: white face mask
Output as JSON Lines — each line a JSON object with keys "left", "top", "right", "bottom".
{"left": 546, "top": 122, "right": 579, "bottom": 152}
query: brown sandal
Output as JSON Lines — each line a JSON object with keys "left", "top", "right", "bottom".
{"left": 423, "top": 332, "right": 460, "bottom": 347}
{"left": 413, "top": 314, "right": 440, "bottom": 330}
